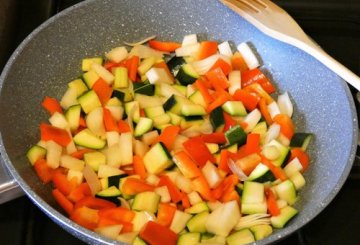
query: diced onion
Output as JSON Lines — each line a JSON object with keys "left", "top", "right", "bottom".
{"left": 123, "top": 35, "right": 156, "bottom": 46}
{"left": 277, "top": 92, "right": 293, "bottom": 118}
{"left": 267, "top": 101, "right": 281, "bottom": 119}
{"left": 190, "top": 54, "right": 231, "bottom": 75}
{"left": 218, "top": 41, "right": 233, "bottom": 57}
{"left": 228, "top": 70, "right": 241, "bottom": 95}
{"left": 182, "top": 34, "right": 198, "bottom": 46}
{"left": 264, "top": 123, "right": 280, "bottom": 144}
{"left": 243, "top": 108, "right": 262, "bottom": 132}
{"left": 105, "top": 46, "right": 128, "bottom": 63}
{"left": 175, "top": 43, "right": 200, "bottom": 57}
{"left": 235, "top": 214, "right": 270, "bottom": 230}
{"left": 83, "top": 164, "right": 102, "bottom": 195}
{"left": 237, "top": 42, "right": 260, "bottom": 69}
{"left": 228, "top": 159, "right": 248, "bottom": 181}
{"left": 129, "top": 45, "right": 167, "bottom": 59}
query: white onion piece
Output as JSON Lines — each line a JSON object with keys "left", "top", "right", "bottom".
{"left": 267, "top": 101, "right": 281, "bottom": 119}
{"left": 129, "top": 45, "right": 167, "bottom": 59}
{"left": 118, "top": 197, "right": 131, "bottom": 209}
{"left": 277, "top": 92, "right": 293, "bottom": 118}
{"left": 237, "top": 42, "right": 260, "bottom": 69}
{"left": 123, "top": 35, "right": 156, "bottom": 46}
{"left": 191, "top": 54, "right": 231, "bottom": 75}
{"left": 182, "top": 34, "right": 198, "bottom": 46}
{"left": 91, "top": 63, "right": 114, "bottom": 84}
{"left": 264, "top": 123, "right": 280, "bottom": 144}
{"left": 105, "top": 46, "right": 128, "bottom": 63}
{"left": 175, "top": 43, "right": 200, "bottom": 57}
{"left": 218, "top": 41, "right": 233, "bottom": 57}
{"left": 243, "top": 108, "right": 262, "bottom": 132}
{"left": 228, "top": 159, "right": 248, "bottom": 181}
{"left": 228, "top": 70, "right": 241, "bottom": 95}
{"left": 83, "top": 164, "right": 102, "bottom": 195}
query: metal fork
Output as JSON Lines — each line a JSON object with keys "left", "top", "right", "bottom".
{"left": 220, "top": 0, "right": 360, "bottom": 91}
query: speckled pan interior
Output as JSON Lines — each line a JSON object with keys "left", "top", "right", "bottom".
{"left": 0, "top": 0, "right": 357, "bottom": 244}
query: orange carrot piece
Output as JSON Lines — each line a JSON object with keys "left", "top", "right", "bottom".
{"left": 103, "top": 107, "right": 119, "bottom": 132}
{"left": 158, "top": 175, "right": 183, "bottom": 203}
{"left": 156, "top": 203, "right": 177, "bottom": 227}
{"left": 273, "top": 114, "right": 295, "bottom": 140}
{"left": 70, "top": 206, "right": 99, "bottom": 230}
{"left": 52, "top": 188, "right": 74, "bottom": 215}
{"left": 33, "top": 159, "right": 54, "bottom": 184}
{"left": 210, "top": 58, "right": 232, "bottom": 76}
{"left": 92, "top": 78, "right": 113, "bottom": 105}
{"left": 289, "top": 148, "right": 310, "bottom": 171}
{"left": 148, "top": 40, "right": 181, "bottom": 52}
{"left": 196, "top": 41, "right": 218, "bottom": 60}
{"left": 41, "top": 96, "right": 63, "bottom": 115}
{"left": 231, "top": 51, "right": 249, "bottom": 72}
{"left": 194, "top": 79, "right": 214, "bottom": 105}
{"left": 121, "top": 178, "right": 155, "bottom": 196}
{"left": 118, "top": 120, "right": 131, "bottom": 133}
{"left": 139, "top": 221, "right": 178, "bottom": 245}
{"left": 133, "top": 155, "right": 147, "bottom": 179}
{"left": 40, "top": 123, "right": 71, "bottom": 147}
{"left": 259, "top": 98, "right": 273, "bottom": 125}
{"left": 173, "top": 151, "right": 201, "bottom": 179}
{"left": 158, "top": 125, "right": 181, "bottom": 150}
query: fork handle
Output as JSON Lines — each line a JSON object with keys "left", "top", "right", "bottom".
{"left": 296, "top": 40, "right": 360, "bottom": 91}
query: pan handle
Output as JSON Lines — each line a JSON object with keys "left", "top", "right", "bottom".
{"left": 0, "top": 156, "right": 23, "bottom": 204}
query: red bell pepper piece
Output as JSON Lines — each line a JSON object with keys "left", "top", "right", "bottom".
{"left": 118, "top": 120, "right": 131, "bottom": 133}
{"left": 33, "top": 159, "right": 54, "bottom": 184}
{"left": 148, "top": 40, "right": 181, "bottom": 52}
{"left": 158, "top": 125, "right": 181, "bottom": 150}
{"left": 70, "top": 206, "right": 99, "bottom": 230}
{"left": 209, "top": 58, "right": 232, "bottom": 76}
{"left": 200, "top": 132, "right": 227, "bottom": 144}
{"left": 158, "top": 175, "right": 183, "bottom": 203}
{"left": 103, "top": 107, "right": 119, "bottom": 132}
{"left": 139, "top": 221, "right": 178, "bottom": 245}
{"left": 52, "top": 170, "right": 77, "bottom": 196}
{"left": 289, "top": 148, "right": 310, "bottom": 171}
{"left": 126, "top": 55, "right": 140, "bottom": 81}
{"left": 194, "top": 79, "right": 214, "bottom": 105}
{"left": 156, "top": 203, "right": 177, "bottom": 227}
{"left": 92, "top": 78, "right": 113, "bottom": 105}
{"left": 183, "top": 137, "right": 215, "bottom": 167}
{"left": 205, "top": 67, "right": 229, "bottom": 90}
{"left": 231, "top": 51, "right": 249, "bottom": 72}
{"left": 98, "top": 207, "right": 135, "bottom": 223}
{"left": 68, "top": 183, "right": 92, "bottom": 203}
{"left": 266, "top": 188, "right": 280, "bottom": 216}
{"left": 52, "top": 188, "right": 74, "bottom": 215}
{"left": 258, "top": 97, "right": 273, "bottom": 125}
{"left": 133, "top": 155, "right": 147, "bottom": 179}
{"left": 242, "top": 68, "right": 276, "bottom": 94}
{"left": 191, "top": 175, "right": 214, "bottom": 201}
{"left": 121, "top": 178, "right": 155, "bottom": 196}
{"left": 219, "top": 149, "right": 230, "bottom": 173}
{"left": 273, "top": 114, "right": 295, "bottom": 140}
{"left": 74, "top": 196, "right": 117, "bottom": 210}
{"left": 70, "top": 148, "right": 94, "bottom": 160}
{"left": 223, "top": 111, "right": 237, "bottom": 132}
{"left": 206, "top": 92, "right": 229, "bottom": 113}
{"left": 172, "top": 151, "right": 201, "bottom": 179}
{"left": 261, "top": 155, "right": 287, "bottom": 181}
{"left": 196, "top": 41, "right": 218, "bottom": 60}
{"left": 40, "top": 123, "right": 71, "bottom": 147}
{"left": 41, "top": 96, "right": 63, "bottom": 115}
{"left": 232, "top": 89, "right": 260, "bottom": 111}
{"left": 246, "top": 133, "right": 261, "bottom": 155}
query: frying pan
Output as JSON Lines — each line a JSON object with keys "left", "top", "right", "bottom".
{"left": 0, "top": 0, "right": 357, "bottom": 244}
